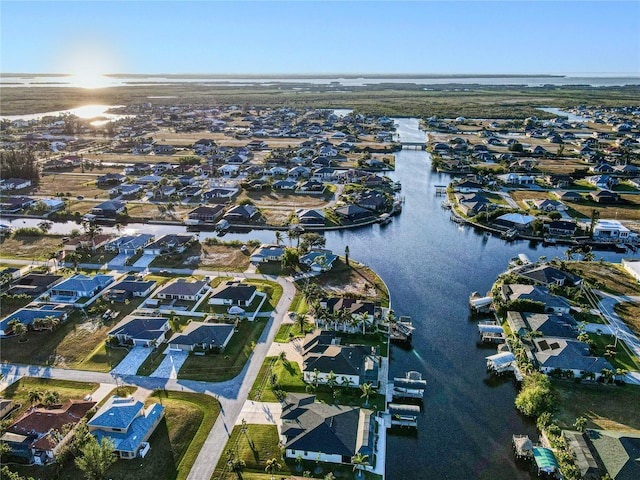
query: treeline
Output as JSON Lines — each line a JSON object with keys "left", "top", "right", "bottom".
{"left": 0, "top": 149, "right": 40, "bottom": 183}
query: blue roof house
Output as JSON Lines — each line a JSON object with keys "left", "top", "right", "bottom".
{"left": 88, "top": 396, "right": 165, "bottom": 459}
{"left": 49, "top": 274, "right": 114, "bottom": 303}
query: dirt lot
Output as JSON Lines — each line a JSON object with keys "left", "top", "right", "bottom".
{"left": 565, "top": 195, "right": 640, "bottom": 221}
{"left": 0, "top": 234, "right": 64, "bottom": 260}
{"left": 238, "top": 190, "right": 331, "bottom": 208}
{"left": 614, "top": 302, "right": 640, "bottom": 336}
{"left": 36, "top": 173, "right": 111, "bottom": 199}
{"left": 565, "top": 262, "right": 640, "bottom": 296}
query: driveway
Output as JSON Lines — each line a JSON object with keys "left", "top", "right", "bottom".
{"left": 111, "top": 346, "right": 153, "bottom": 376}
{"left": 133, "top": 254, "right": 157, "bottom": 268}
{"left": 150, "top": 350, "right": 189, "bottom": 379}
{"left": 236, "top": 400, "right": 282, "bottom": 427}
{"left": 108, "top": 253, "right": 129, "bottom": 268}
{"left": 267, "top": 339, "right": 303, "bottom": 367}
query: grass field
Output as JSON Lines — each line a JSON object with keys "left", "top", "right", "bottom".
{"left": 248, "top": 356, "right": 307, "bottom": 402}
{"left": 614, "top": 302, "right": 640, "bottom": 337}
{"left": 0, "top": 234, "right": 64, "bottom": 260}
{"left": 586, "top": 333, "right": 640, "bottom": 371}
{"left": 563, "top": 195, "right": 640, "bottom": 221}
{"left": 565, "top": 262, "right": 640, "bottom": 296}
{"left": 304, "top": 258, "right": 389, "bottom": 307}
{"left": 36, "top": 173, "right": 111, "bottom": 199}
{"left": 273, "top": 321, "right": 314, "bottom": 343}
{"left": 553, "top": 381, "right": 640, "bottom": 432}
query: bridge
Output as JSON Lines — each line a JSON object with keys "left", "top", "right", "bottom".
{"left": 400, "top": 141, "right": 427, "bottom": 150}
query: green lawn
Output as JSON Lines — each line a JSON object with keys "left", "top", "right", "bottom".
{"left": 176, "top": 318, "right": 269, "bottom": 382}
{"left": 78, "top": 343, "right": 130, "bottom": 372}
{"left": 245, "top": 279, "right": 283, "bottom": 311}
{"left": 273, "top": 322, "right": 314, "bottom": 343}
{"left": 249, "top": 356, "right": 307, "bottom": 402}
{"left": 289, "top": 292, "right": 309, "bottom": 315}
{"left": 587, "top": 333, "right": 640, "bottom": 371}
{"left": 553, "top": 381, "right": 640, "bottom": 432}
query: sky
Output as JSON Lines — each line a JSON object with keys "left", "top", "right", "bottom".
{"left": 1, "top": 1, "right": 639, "bottom": 76}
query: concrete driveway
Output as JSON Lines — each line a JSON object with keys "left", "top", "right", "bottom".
{"left": 150, "top": 350, "right": 189, "bottom": 379}
{"left": 111, "top": 346, "right": 153, "bottom": 376}
{"left": 133, "top": 254, "right": 157, "bottom": 268}
{"left": 237, "top": 400, "right": 282, "bottom": 427}
{"left": 267, "top": 339, "right": 304, "bottom": 367}
{"left": 108, "top": 253, "right": 129, "bottom": 268}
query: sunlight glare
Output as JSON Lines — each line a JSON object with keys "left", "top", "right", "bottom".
{"left": 68, "top": 71, "right": 112, "bottom": 89}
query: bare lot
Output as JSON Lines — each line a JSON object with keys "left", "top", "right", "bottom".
{"left": 37, "top": 173, "right": 111, "bottom": 199}
{"left": 0, "top": 234, "right": 64, "bottom": 260}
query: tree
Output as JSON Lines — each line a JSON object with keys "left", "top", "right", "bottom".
{"left": 351, "top": 452, "right": 370, "bottom": 478}
{"left": 0, "top": 148, "right": 40, "bottom": 183}
{"left": 27, "top": 389, "right": 43, "bottom": 406}
{"left": 275, "top": 231, "right": 283, "bottom": 246}
{"left": 265, "top": 457, "right": 281, "bottom": 480}
{"left": 345, "top": 245, "right": 350, "bottom": 266}
{"left": 515, "top": 372, "right": 555, "bottom": 417}
{"left": 573, "top": 416, "right": 588, "bottom": 432}
{"left": 300, "top": 232, "right": 326, "bottom": 252}
{"left": 75, "top": 436, "right": 116, "bottom": 480}
{"left": 230, "top": 458, "right": 246, "bottom": 476}
{"left": 341, "top": 376, "right": 353, "bottom": 391}
{"left": 281, "top": 247, "right": 299, "bottom": 271}
{"left": 359, "top": 382, "right": 376, "bottom": 408}
{"left": 8, "top": 320, "right": 27, "bottom": 342}
{"left": 326, "top": 370, "right": 338, "bottom": 396}
{"left": 600, "top": 368, "right": 614, "bottom": 384}
{"left": 278, "top": 350, "right": 288, "bottom": 365}
{"left": 43, "top": 390, "right": 60, "bottom": 407}
{"left": 296, "top": 313, "right": 308, "bottom": 334}
{"left": 38, "top": 221, "right": 53, "bottom": 234}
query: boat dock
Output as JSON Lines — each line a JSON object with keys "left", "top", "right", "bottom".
{"left": 390, "top": 316, "right": 414, "bottom": 346}
{"left": 391, "top": 371, "right": 426, "bottom": 403}
{"left": 388, "top": 403, "right": 420, "bottom": 428}
{"left": 477, "top": 321, "right": 506, "bottom": 344}
{"left": 512, "top": 435, "right": 534, "bottom": 460}
{"left": 469, "top": 292, "right": 493, "bottom": 313}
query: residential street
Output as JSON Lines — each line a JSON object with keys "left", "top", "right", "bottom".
{"left": 0, "top": 265, "right": 297, "bottom": 480}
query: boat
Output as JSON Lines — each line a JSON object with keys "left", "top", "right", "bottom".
{"left": 379, "top": 213, "right": 392, "bottom": 225}
{"left": 392, "top": 371, "right": 426, "bottom": 403}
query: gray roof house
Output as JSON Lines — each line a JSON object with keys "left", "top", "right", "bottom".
{"left": 208, "top": 281, "right": 258, "bottom": 307}
{"left": 108, "top": 316, "right": 170, "bottom": 347}
{"left": 143, "top": 234, "right": 195, "bottom": 255}
{"left": 103, "top": 234, "right": 155, "bottom": 255}
{"left": 250, "top": 244, "right": 285, "bottom": 263}
{"left": 168, "top": 321, "right": 235, "bottom": 352}
{"left": 90, "top": 200, "right": 126, "bottom": 219}
{"left": 156, "top": 279, "right": 208, "bottom": 301}
{"left": 49, "top": 274, "right": 115, "bottom": 302}
{"left": 533, "top": 337, "right": 613, "bottom": 378}
{"left": 507, "top": 311, "right": 579, "bottom": 339}
{"left": 104, "top": 277, "right": 157, "bottom": 302}
{"left": 584, "top": 429, "right": 640, "bottom": 480}
{"left": 519, "top": 265, "right": 582, "bottom": 287}
{"left": 280, "top": 393, "right": 376, "bottom": 467}
{"left": 501, "top": 284, "right": 572, "bottom": 314}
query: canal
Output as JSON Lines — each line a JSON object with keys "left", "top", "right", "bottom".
{"left": 2, "top": 117, "right": 629, "bottom": 479}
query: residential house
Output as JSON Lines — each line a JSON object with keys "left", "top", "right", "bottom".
{"left": 156, "top": 279, "right": 208, "bottom": 302}
{"left": 0, "top": 196, "right": 35, "bottom": 213}
{"left": 103, "top": 234, "right": 155, "bottom": 255}
{"left": 208, "top": 281, "right": 258, "bottom": 307}
{"left": 153, "top": 144, "right": 175, "bottom": 155}
{"left": 223, "top": 204, "right": 259, "bottom": 223}
{"left": 493, "top": 213, "right": 535, "bottom": 231}
{"left": 0, "top": 400, "right": 96, "bottom": 465}
{"left": 7, "top": 273, "right": 63, "bottom": 297}
{"left": 185, "top": 205, "right": 225, "bottom": 224}
{"left": 201, "top": 188, "right": 237, "bottom": 200}
{"left": 519, "top": 265, "right": 582, "bottom": 287}
{"left": 498, "top": 173, "right": 536, "bottom": 185}
{"left": 49, "top": 274, "right": 114, "bottom": 303}
{"left": 0, "top": 304, "right": 70, "bottom": 336}
{"left": 108, "top": 316, "right": 170, "bottom": 347}
{"left": 296, "top": 208, "right": 325, "bottom": 226}
{"left": 90, "top": 200, "right": 126, "bottom": 219}
{"left": 168, "top": 322, "right": 235, "bottom": 352}
{"left": 273, "top": 180, "right": 298, "bottom": 190}
{"left": 590, "top": 190, "right": 621, "bottom": 204}
{"left": 0, "top": 178, "right": 32, "bottom": 191}
{"left": 583, "top": 429, "right": 640, "bottom": 480}
{"left": 250, "top": 244, "right": 285, "bottom": 263}
{"left": 452, "top": 180, "right": 483, "bottom": 193}
{"left": 143, "top": 234, "right": 195, "bottom": 255}
{"left": 507, "top": 311, "right": 578, "bottom": 339}
{"left": 532, "top": 337, "right": 613, "bottom": 379}
{"left": 299, "top": 251, "right": 338, "bottom": 272}
{"left": 554, "top": 190, "right": 583, "bottom": 203}
{"left": 500, "top": 284, "right": 572, "bottom": 314}
{"left": 63, "top": 233, "right": 112, "bottom": 252}
{"left": 592, "top": 220, "right": 636, "bottom": 243}
{"left": 96, "top": 173, "right": 126, "bottom": 185}
{"left": 547, "top": 220, "right": 578, "bottom": 237}
{"left": 88, "top": 396, "right": 165, "bottom": 459}
{"left": 533, "top": 199, "right": 567, "bottom": 212}
{"left": 456, "top": 193, "right": 491, "bottom": 217}
{"left": 280, "top": 393, "right": 376, "bottom": 468}
{"left": 319, "top": 297, "right": 379, "bottom": 328}
{"left": 104, "top": 276, "right": 157, "bottom": 302}
{"left": 333, "top": 205, "right": 376, "bottom": 223}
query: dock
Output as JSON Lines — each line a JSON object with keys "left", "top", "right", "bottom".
{"left": 388, "top": 403, "right": 420, "bottom": 428}
{"left": 391, "top": 371, "right": 426, "bottom": 403}
{"left": 512, "top": 435, "right": 534, "bottom": 460}
{"left": 469, "top": 292, "right": 493, "bottom": 313}
{"left": 390, "top": 316, "right": 414, "bottom": 346}
{"left": 477, "top": 321, "right": 505, "bottom": 344}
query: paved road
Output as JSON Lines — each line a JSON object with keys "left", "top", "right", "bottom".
{"left": 0, "top": 263, "right": 297, "bottom": 480}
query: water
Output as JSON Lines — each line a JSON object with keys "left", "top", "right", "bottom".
{"left": 1, "top": 118, "right": 630, "bottom": 478}
{"left": 0, "top": 104, "right": 129, "bottom": 124}
{"left": 2, "top": 74, "right": 639, "bottom": 88}
{"left": 537, "top": 107, "right": 592, "bottom": 123}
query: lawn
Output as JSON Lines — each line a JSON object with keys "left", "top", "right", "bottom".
{"left": 565, "top": 262, "right": 640, "bottom": 296}
{"left": 245, "top": 279, "right": 283, "bottom": 311}
{"left": 248, "top": 356, "right": 307, "bottom": 402}
{"left": 273, "top": 321, "right": 314, "bottom": 343}
{"left": 79, "top": 342, "right": 130, "bottom": 372}
{"left": 288, "top": 291, "right": 309, "bottom": 315}
{"left": 304, "top": 258, "right": 389, "bottom": 307}
{"left": 563, "top": 195, "right": 640, "bottom": 221}
{"left": 586, "top": 333, "right": 640, "bottom": 371}
{"left": 5, "top": 390, "right": 220, "bottom": 480}
{"left": 0, "top": 311, "right": 116, "bottom": 368}
{"left": 614, "top": 302, "right": 640, "bottom": 336}
{"left": 255, "top": 260, "right": 301, "bottom": 276}
{"left": 553, "top": 381, "right": 640, "bottom": 432}
{"left": 0, "top": 233, "right": 64, "bottom": 261}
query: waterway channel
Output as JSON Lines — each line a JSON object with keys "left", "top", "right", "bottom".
{"left": 2, "top": 117, "right": 630, "bottom": 479}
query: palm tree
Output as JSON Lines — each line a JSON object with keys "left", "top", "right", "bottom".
{"left": 583, "top": 251, "right": 595, "bottom": 262}
{"left": 600, "top": 368, "right": 614, "bottom": 384}
{"left": 28, "top": 389, "right": 43, "bottom": 406}
{"left": 356, "top": 313, "right": 369, "bottom": 335}
{"left": 278, "top": 350, "right": 288, "bottom": 365}
{"left": 615, "top": 368, "right": 629, "bottom": 383}
{"left": 312, "top": 368, "right": 321, "bottom": 388}
{"left": 296, "top": 314, "right": 307, "bottom": 335}
{"left": 327, "top": 370, "right": 338, "bottom": 396}
{"left": 573, "top": 416, "right": 588, "bottom": 432}
{"left": 275, "top": 231, "right": 283, "bottom": 246}
{"left": 359, "top": 382, "right": 376, "bottom": 408}
{"left": 9, "top": 320, "right": 27, "bottom": 342}
{"left": 265, "top": 457, "right": 281, "bottom": 480}
{"left": 43, "top": 390, "right": 60, "bottom": 407}
{"left": 351, "top": 452, "right": 369, "bottom": 478}
{"left": 345, "top": 245, "right": 350, "bottom": 266}
{"left": 341, "top": 376, "right": 353, "bottom": 391}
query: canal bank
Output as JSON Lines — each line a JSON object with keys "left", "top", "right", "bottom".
{"left": 1, "top": 118, "right": 631, "bottom": 479}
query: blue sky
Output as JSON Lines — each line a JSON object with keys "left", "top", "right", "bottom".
{"left": 2, "top": 1, "right": 639, "bottom": 75}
